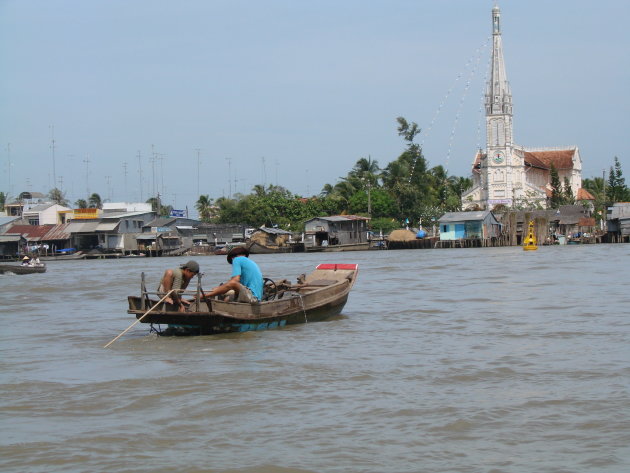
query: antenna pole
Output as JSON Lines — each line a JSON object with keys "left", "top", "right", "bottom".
{"left": 50, "top": 125, "right": 57, "bottom": 190}
{"left": 137, "top": 151, "right": 143, "bottom": 202}
{"left": 195, "top": 148, "right": 201, "bottom": 198}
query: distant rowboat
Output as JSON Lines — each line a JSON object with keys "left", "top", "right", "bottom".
{"left": 0, "top": 263, "right": 47, "bottom": 274}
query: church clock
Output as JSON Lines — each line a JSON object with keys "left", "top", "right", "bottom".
{"left": 493, "top": 152, "right": 505, "bottom": 164}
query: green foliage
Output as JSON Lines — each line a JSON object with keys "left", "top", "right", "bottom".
{"left": 48, "top": 188, "right": 69, "bottom": 207}
{"left": 196, "top": 194, "right": 214, "bottom": 222}
{"left": 563, "top": 177, "right": 575, "bottom": 205}
{"left": 146, "top": 196, "right": 172, "bottom": 216}
{"left": 89, "top": 193, "right": 103, "bottom": 209}
{"left": 0, "top": 191, "right": 6, "bottom": 211}
{"left": 369, "top": 217, "right": 400, "bottom": 235}
{"left": 75, "top": 198, "right": 88, "bottom": 209}
{"left": 348, "top": 188, "right": 397, "bottom": 218}
{"left": 606, "top": 156, "right": 630, "bottom": 203}
{"left": 209, "top": 117, "right": 479, "bottom": 226}
{"left": 549, "top": 163, "right": 563, "bottom": 208}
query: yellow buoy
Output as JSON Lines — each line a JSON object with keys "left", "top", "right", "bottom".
{"left": 523, "top": 220, "right": 538, "bottom": 251}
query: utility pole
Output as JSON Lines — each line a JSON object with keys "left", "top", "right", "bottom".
{"left": 261, "top": 156, "right": 266, "bottom": 187}
{"left": 195, "top": 148, "right": 201, "bottom": 198}
{"left": 137, "top": 151, "right": 143, "bottom": 202}
{"left": 105, "top": 175, "right": 111, "bottom": 201}
{"left": 226, "top": 157, "right": 232, "bottom": 199}
{"left": 602, "top": 168, "right": 607, "bottom": 231}
{"left": 150, "top": 144, "right": 156, "bottom": 199}
{"left": 158, "top": 153, "right": 165, "bottom": 197}
{"left": 6, "top": 143, "right": 12, "bottom": 198}
{"left": 367, "top": 180, "right": 372, "bottom": 217}
{"left": 122, "top": 161, "right": 128, "bottom": 202}
{"left": 50, "top": 125, "right": 57, "bottom": 190}
{"left": 83, "top": 154, "right": 91, "bottom": 199}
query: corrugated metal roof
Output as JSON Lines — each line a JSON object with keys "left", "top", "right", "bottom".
{"left": 145, "top": 217, "right": 176, "bottom": 227}
{"left": 257, "top": 227, "right": 292, "bottom": 235}
{"left": 306, "top": 215, "right": 370, "bottom": 223}
{"left": 22, "top": 203, "right": 54, "bottom": 213}
{"left": 43, "top": 223, "right": 71, "bottom": 241}
{"left": 0, "top": 216, "right": 20, "bottom": 226}
{"left": 101, "top": 211, "right": 153, "bottom": 219}
{"left": 438, "top": 211, "right": 493, "bottom": 223}
{"left": 4, "top": 224, "right": 54, "bottom": 240}
{"left": 96, "top": 222, "right": 120, "bottom": 231}
{"left": 136, "top": 234, "right": 157, "bottom": 240}
{"left": 0, "top": 235, "right": 23, "bottom": 242}
{"left": 65, "top": 221, "right": 100, "bottom": 233}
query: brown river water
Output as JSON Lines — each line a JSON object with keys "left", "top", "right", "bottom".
{"left": 1, "top": 245, "right": 629, "bottom": 473}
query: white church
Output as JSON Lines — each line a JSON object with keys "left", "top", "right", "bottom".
{"left": 462, "top": 6, "right": 594, "bottom": 209}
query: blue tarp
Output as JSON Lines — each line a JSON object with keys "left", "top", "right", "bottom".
{"left": 416, "top": 230, "right": 427, "bottom": 238}
{"left": 57, "top": 248, "right": 76, "bottom": 253}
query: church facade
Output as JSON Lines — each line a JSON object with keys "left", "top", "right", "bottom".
{"left": 462, "top": 6, "right": 590, "bottom": 210}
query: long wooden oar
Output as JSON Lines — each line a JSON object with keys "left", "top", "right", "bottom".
{"left": 104, "top": 290, "right": 175, "bottom": 348}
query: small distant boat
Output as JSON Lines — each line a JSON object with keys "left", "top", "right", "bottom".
{"left": 0, "top": 263, "right": 47, "bottom": 274}
{"left": 305, "top": 242, "right": 370, "bottom": 252}
{"left": 523, "top": 220, "right": 538, "bottom": 251}
{"left": 127, "top": 263, "right": 359, "bottom": 335}
{"left": 246, "top": 240, "right": 294, "bottom": 254}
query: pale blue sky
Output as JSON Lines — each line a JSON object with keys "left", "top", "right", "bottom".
{"left": 1, "top": 0, "right": 628, "bottom": 211}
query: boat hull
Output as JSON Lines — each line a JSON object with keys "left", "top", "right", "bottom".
{"left": 128, "top": 294, "right": 348, "bottom": 335}
{"left": 0, "top": 264, "right": 47, "bottom": 274}
{"left": 127, "top": 263, "right": 358, "bottom": 336}
{"left": 246, "top": 241, "right": 294, "bottom": 254}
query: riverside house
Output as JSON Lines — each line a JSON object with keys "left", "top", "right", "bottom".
{"left": 438, "top": 211, "right": 502, "bottom": 241}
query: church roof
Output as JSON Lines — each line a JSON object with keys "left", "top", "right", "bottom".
{"left": 523, "top": 149, "right": 576, "bottom": 170}
{"left": 577, "top": 188, "right": 595, "bottom": 200}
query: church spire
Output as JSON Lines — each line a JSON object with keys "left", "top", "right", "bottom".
{"left": 486, "top": 5, "right": 512, "bottom": 116}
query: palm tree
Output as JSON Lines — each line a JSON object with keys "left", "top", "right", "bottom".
{"left": 48, "top": 187, "right": 69, "bottom": 207}
{"left": 196, "top": 194, "right": 214, "bottom": 221}
{"left": 350, "top": 156, "right": 381, "bottom": 187}
{"left": 320, "top": 183, "right": 334, "bottom": 198}
{"left": 396, "top": 116, "right": 421, "bottom": 144}
{"left": 252, "top": 185, "right": 266, "bottom": 197}
{"left": 75, "top": 198, "right": 88, "bottom": 209}
{"left": 88, "top": 193, "right": 102, "bottom": 209}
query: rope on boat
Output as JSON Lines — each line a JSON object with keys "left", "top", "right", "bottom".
{"left": 297, "top": 293, "right": 308, "bottom": 323}
{"left": 104, "top": 289, "right": 175, "bottom": 348}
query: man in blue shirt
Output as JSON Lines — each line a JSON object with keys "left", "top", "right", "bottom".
{"left": 203, "top": 247, "right": 263, "bottom": 302}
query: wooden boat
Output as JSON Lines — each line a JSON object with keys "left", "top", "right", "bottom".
{"left": 305, "top": 242, "right": 370, "bottom": 252}
{"left": 246, "top": 240, "right": 294, "bottom": 254}
{"left": 0, "top": 263, "right": 47, "bottom": 274}
{"left": 127, "top": 263, "right": 359, "bottom": 335}
{"left": 40, "top": 251, "right": 86, "bottom": 261}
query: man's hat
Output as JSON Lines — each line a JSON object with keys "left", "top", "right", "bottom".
{"left": 180, "top": 260, "right": 200, "bottom": 273}
{"left": 227, "top": 246, "right": 249, "bottom": 264}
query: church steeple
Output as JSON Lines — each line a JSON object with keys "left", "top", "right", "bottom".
{"left": 486, "top": 5, "right": 512, "bottom": 116}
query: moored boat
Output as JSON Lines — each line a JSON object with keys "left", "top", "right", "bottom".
{"left": 246, "top": 240, "right": 294, "bottom": 254}
{"left": 0, "top": 263, "right": 47, "bottom": 274}
{"left": 127, "top": 263, "right": 359, "bottom": 335}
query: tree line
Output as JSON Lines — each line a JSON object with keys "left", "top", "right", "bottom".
{"left": 197, "top": 117, "right": 474, "bottom": 233}
{"left": 2, "top": 119, "right": 628, "bottom": 233}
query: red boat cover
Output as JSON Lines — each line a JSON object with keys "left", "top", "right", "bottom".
{"left": 316, "top": 264, "right": 358, "bottom": 270}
